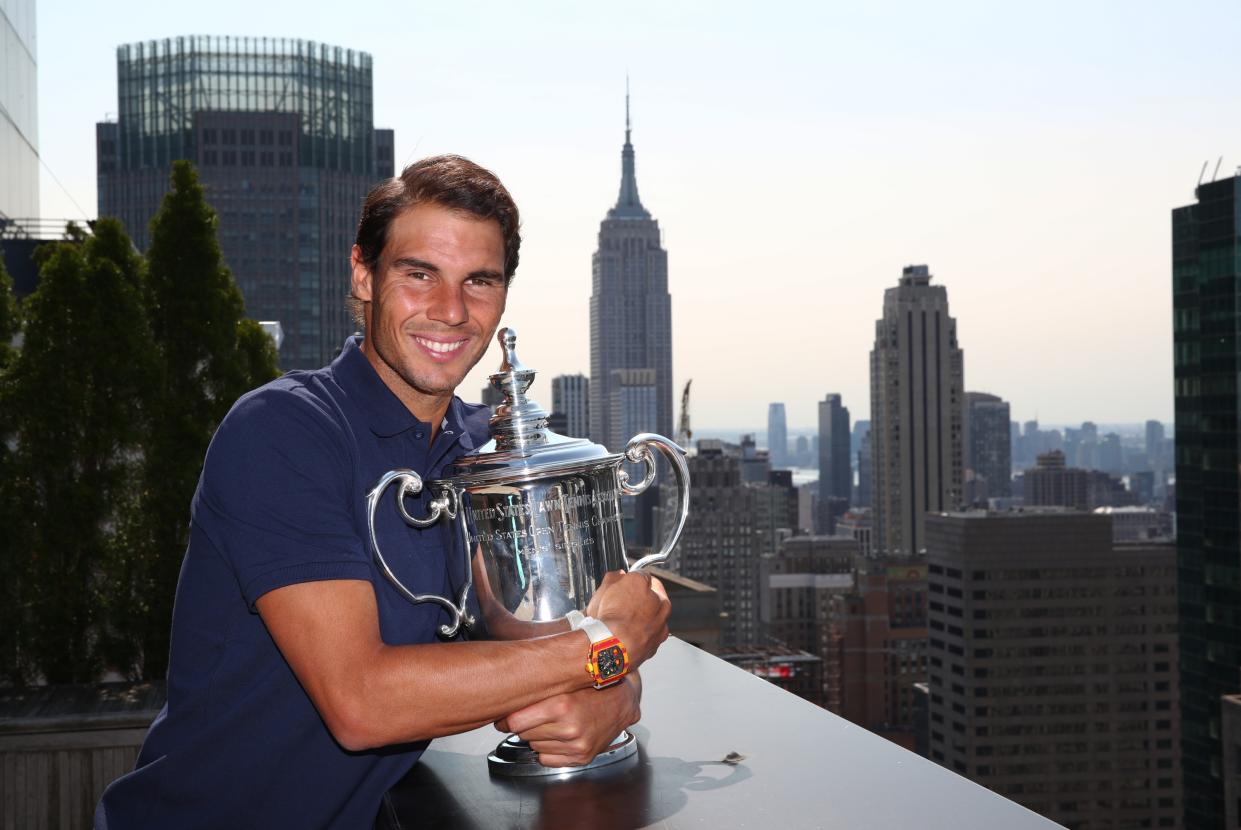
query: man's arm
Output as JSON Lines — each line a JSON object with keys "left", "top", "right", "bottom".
{"left": 496, "top": 671, "right": 643, "bottom": 767}
{"left": 256, "top": 570, "right": 667, "bottom": 752}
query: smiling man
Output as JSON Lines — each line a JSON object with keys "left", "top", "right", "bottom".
{"left": 95, "top": 156, "right": 671, "bottom": 830}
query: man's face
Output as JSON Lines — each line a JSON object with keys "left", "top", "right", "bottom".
{"left": 352, "top": 201, "right": 508, "bottom": 416}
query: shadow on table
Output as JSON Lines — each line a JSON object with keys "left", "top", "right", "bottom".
{"left": 385, "top": 726, "right": 751, "bottom": 829}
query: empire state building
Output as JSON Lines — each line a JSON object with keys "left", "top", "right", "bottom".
{"left": 589, "top": 97, "right": 673, "bottom": 454}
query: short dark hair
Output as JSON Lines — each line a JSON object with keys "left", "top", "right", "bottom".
{"left": 349, "top": 154, "right": 521, "bottom": 328}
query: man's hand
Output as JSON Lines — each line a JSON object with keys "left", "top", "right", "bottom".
{"left": 585, "top": 571, "right": 670, "bottom": 669}
{"left": 495, "top": 674, "right": 642, "bottom": 767}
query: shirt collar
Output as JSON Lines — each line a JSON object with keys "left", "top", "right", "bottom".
{"left": 331, "top": 336, "right": 480, "bottom": 441}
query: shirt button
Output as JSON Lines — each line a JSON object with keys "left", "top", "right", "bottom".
{"left": 415, "top": 431, "right": 424, "bottom": 439}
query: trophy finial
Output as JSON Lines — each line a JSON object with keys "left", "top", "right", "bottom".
{"left": 488, "top": 325, "right": 548, "bottom": 451}
{"left": 498, "top": 327, "right": 524, "bottom": 374}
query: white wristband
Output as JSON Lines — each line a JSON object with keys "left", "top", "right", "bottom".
{"left": 578, "top": 616, "right": 614, "bottom": 644}
{"left": 565, "top": 610, "right": 586, "bottom": 630}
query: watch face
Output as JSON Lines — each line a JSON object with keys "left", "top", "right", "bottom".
{"left": 597, "top": 645, "right": 625, "bottom": 679}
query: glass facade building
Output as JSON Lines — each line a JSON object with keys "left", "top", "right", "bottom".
{"left": 97, "top": 36, "right": 395, "bottom": 369}
{"left": 0, "top": 0, "right": 38, "bottom": 220}
{"left": 1172, "top": 175, "right": 1241, "bottom": 830}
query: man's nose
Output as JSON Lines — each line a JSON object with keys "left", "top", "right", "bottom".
{"left": 427, "top": 281, "right": 467, "bottom": 326}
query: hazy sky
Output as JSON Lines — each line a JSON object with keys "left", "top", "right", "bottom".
{"left": 33, "top": 0, "right": 1241, "bottom": 431}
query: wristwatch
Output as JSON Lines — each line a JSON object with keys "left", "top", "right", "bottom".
{"left": 572, "top": 615, "right": 629, "bottom": 689}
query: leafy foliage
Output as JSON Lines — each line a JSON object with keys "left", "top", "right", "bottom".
{"left": 0, "top": 254, "right": 25, "bottom": 683}
{"left": 122, "top": 161, "right": 280, "bottom": 679}
{"left": 1, "top": 221, "right": 155, "bottom": 682}
{"left": 0, "top": 163, "right": 280, "bottom": 684}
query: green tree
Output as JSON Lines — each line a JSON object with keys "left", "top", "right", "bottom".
{"left": 0, "top": 253, "right": 25, "bottom": 683}
{"left": 1, "top": 220, "right": 156, "bottom": 682}
{"left": 125, "top": 161, "right": 279, "bottom": 679}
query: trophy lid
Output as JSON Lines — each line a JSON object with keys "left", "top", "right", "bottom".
{"left": 444, "top": 328, "right": 617, "bottom": 484}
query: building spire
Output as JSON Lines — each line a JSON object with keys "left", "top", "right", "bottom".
{"left": 625, "top": 75, "right": 631, "bottom": 145}
{"left": 610, "top": 80, "right": 649, "bottom": 219}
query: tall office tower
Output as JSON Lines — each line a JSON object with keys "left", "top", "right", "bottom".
{"left": 855, "top": 431, "right": 873, "bottom": 508}
{"left": 768, "top": 403, "right": 789, "bottom": 469}
{"left": 589, "top": 95, "right": 672, "bottom": 451}
{"left": 95, "top": 36, "right": 394, "bottom": 369}
{"left": 761, "top": 535, "right": 858, "bottom": 706}
{"left": 817, "top": 394, "right": 851, "bottom": 533}
{"left": 850, "top": 420, "right": 871, "bottom": 463}
{"left": 551, "top": 374, "right": 590, "bottom": 439}
{"left": 1146, "top": 419, "right": 1166, "bottom": 467}
{"left": 764, "top": 469, "right": 801, "bottom": 540}
{"left": 674, "top": 440, "right": 794, "bottom": 648}
{"left": 849, "top": 421, "right": 870, "bottom": 505}
{"left": 0, "top": 0, "right": 37, "bottom": 220}
{"left": 964, "top": 392, "right": 1012, "bottom": 500}
{"left": 925, "top": 512, "right": 1181, "bottom": 829}
{"left": 1173, "top": 175, "right": 1241, "bottom": 829}
{"left": 869, "top": 265, "right": 965, "bottom": 555}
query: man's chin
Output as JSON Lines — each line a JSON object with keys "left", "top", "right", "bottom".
{"left": 401, "top": 367, "right": 470, "bottom": 399}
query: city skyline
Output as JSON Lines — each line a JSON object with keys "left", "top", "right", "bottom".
{"left": 31, "top": 1, "right": 1241, "bottom": 426}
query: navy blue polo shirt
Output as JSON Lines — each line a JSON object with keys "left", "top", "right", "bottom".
{"left": 96, "top": 336, "right": 491, "bottom": 830}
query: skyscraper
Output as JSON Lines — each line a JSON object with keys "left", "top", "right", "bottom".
{"left": 767, "top": 403, "right": 789, "bottom": 469}
{"left": 551, "top": 374, "right": 590, "bottom": 439}
{"left": 96, "top": 36, "right": 395, "bottom": 369}
{"left": 869, "top": 265, "right": 965, "bottom": 555}
{"left": 1146, "top": 419, "right": 1167, "bottom": 471}
{"left": 588, "top": 94, "right": 673, "bottom": 449}
{"left": 675, "top": 440, "right": 796, "bottom": 648}
{"left": 1173, "top": 175, "right": 1241, "bottom": 829}
{"left": 855, "top": 431, "right": 873, "bottom": 508}
{"left": 925, "top": 511, "right": 1180, "bottom": 829}
{"left": 0, "top": 0, "right": 37, "bottom": 220}
{"left": 964, "top": 391, "right": 1012, "bottom": 500}
{"left": 817, "top": 394, "right": 851, "bottom": 533}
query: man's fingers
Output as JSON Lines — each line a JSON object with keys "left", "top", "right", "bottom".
{"left": 515, "top": 720, "right": 580, "bottom": 743}
{"left": 502, "top": 694, "right": 570, "bottom": 735}
{"left": 534, "top": 753, "right": 590, "bottom": 769}
{"left": 649, "top": 575, "right": 668, "bottom": 602}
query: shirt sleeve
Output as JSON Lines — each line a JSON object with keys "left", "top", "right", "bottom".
{"left": 193, "top": 384, "right": 370, "bottom": 609}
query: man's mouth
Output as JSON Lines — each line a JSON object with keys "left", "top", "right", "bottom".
{"left": 414, "top": 335, "right": 468, "bottom": 359}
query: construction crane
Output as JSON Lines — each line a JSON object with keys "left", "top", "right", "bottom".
{"left": 676, "top": 379, "right": 693, "bottom": 450}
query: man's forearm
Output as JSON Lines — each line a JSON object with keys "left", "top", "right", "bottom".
{"left": 345, "top": 631, "right": 594, "bottom": 749}
{"left": 258, "top": 574, "right": 668, "bottom": 754}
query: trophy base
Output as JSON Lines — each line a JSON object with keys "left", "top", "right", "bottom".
{"left": 486, "top": 730, "right": 638, "bottom": 778}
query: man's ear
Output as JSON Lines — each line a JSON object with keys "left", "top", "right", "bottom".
{"left": 350, "top": 245, "right": 374, "bottom": 303}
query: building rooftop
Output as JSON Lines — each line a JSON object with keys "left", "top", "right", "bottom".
{"left": 389, "top": 638, "right": 1063, "bottom": 828}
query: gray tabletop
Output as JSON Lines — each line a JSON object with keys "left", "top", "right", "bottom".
{"left": 388, "top": 638, "right": 1063, "bottom": 829}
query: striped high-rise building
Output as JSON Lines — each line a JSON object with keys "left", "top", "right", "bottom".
{"left": 869, "top": 265, "right": 965, "bottom": 555}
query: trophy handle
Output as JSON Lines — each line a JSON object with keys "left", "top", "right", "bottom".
{"left": 620, "top": 434, "right": 690, "bottom": 572}
{"left": 366, "top": 469, "right": 476, "bottom": 638}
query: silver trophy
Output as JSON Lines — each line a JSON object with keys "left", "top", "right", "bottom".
{"left": 366, "top": 327, "right": 690, "bottom": 776}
